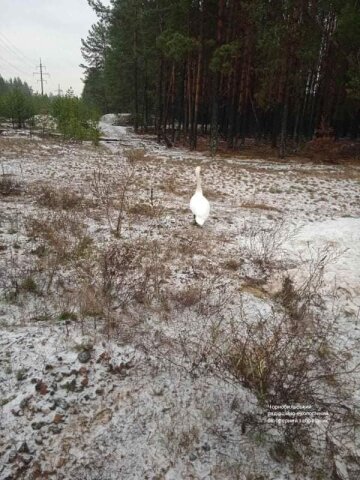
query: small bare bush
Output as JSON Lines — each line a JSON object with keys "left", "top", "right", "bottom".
{"left": 123, "top": 148, "right": 147, "bottom": 163}
{"left": 91, "top": 238, "right": 165, "bottom": 308}
{"left": 171, "top": 286, "right": 202, "bottom": 310}
{"left": 129, "top": 239, "right": 169, "bottom": 305}
{"left": 150, "top": 243, "right": 360, "bottom": 478}
{"left": 26, "top": 212, "right": 91, "bottom": 260}
{"left": 175, "top": 232, "right": 209, "bottom": 257}
{"left": 101, "top": 241, "right": 141, "bottom": 307}
{"left": 0, "top": 174, "right": 22, "bottom": 196}
{"left": 127, "top": 201, "right": 163, "bottom": 219}
{"left": 78, "top": 284, "right": 105, "bottom": 318}
{"left": 0, "top": 249, "right": 38, "bottom": 301}
{"left": 35, "top": 184, "right": 84, "bottom": 210}
{"left": 169, "top": 275, "right": 232, "bottom": 320}
{"left": 223, "top": 258, "right": 242, "bottom": 270}
{"left": 90, "top": 160, "right": 135, "bottom": 236}
{"left": 222, "top": 311, "right": 321, "bottom": 405}
{"left": 160, "top": 412, "right": 200, "bottom": 459}
{"left": 214, "top": 256, "right": 360, "bottom": 410}
{"left": 25, "top": 212, "right": 93, "bottom": 293}
{"left": 240, "top": 219, "right": 298, "bottom": 271}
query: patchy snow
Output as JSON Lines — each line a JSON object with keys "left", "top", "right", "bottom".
{"left": 99, "top": 118, "right": 128, "bottom": 140}
{"left": 1, "top": 124, "right": 360, "bottom": 479}
{"left": 287, "top": 218, "right": 360, "bottom": 312}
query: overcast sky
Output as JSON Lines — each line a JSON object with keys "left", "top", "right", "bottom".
{"left": 0, "top": 0, "right": 109, "bottom": 96}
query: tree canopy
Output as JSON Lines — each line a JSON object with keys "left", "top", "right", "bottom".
{"left": 81, "top": 0, "right": 360, "bottom": 153}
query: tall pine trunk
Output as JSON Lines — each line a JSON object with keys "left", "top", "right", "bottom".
{"left": 210, "top": 0, "right": 225, "bottom": 154}
{"left": 191, "top": 2, "right": 204, "bottom": 150}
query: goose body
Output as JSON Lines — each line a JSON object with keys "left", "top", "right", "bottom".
{"left": 190, "top": 166, "right": 210, "bottom": 226}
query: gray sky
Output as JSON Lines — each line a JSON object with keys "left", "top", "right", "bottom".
{"left": 0, "top": 0, "right": 109, "bottom": 96}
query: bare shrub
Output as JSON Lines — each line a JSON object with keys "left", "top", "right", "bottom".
{"left": 102, "top": 238, "right": 167, "bottom": 310}
{"left": 221, "top": 310, "right": 321, "bottom": 405}
{"left": 170, "top": 275, "right": 232, "bottom": 318}
{"left": 159, "top": 174, "right": 185, "bottom": 196}
{"left": 293, "top": 243, "right": 343, "bottom": 306}
{"left": 0, "top": 249, "right": 38, "bottom": 301}
{"left": 148, "top": 243, "right": 360, "bottom": 478}
{"left": 0, "top": 174, "right": 22, "bottom": 196}
{"left": 175, "top": 231, "right": 209, "bottom": 257}
{"left": 69, "top": 237, "right": 169, "bottom": 336}
{"left": 136, "top": 239, "right": 169, "bottom": 305}
{"left": 218, "top": 285, "right": 359, "bottom": 413}
{"left": 26, "top": 212, "right": 91, "bottom": 261}
{"left": 25, "top": 211, "right": 93, "bottom": 293}
{"left": 127, "top": 200, "right": 165, "bottom": 220}
{"left": 35, "top": 184, "right": 84, "bottom": 210}
{"left": 123, "top": 148, "right": 147, "bottom": 163}
{"left": 222, "top": 258, "right": 242, "bottom": 271}
{"left": 90, "top": 160, "right": 134, "bottom": 237}
{"left": 203, "top": 250, "right": 360, "bottom": 424}
{"left": 78, "top": 284, "right": 105, "bottom": 318}
{"left": 101, "top": 241, "right": 141, "bottom": 308}
{"left": 127, "top": 202, "right": 154, "bottom": 216}
{"left": 171, "top": 286, "right": 201, "bottom": 309}
{"left": 240, "top": 219, "right": 298, "bottom": 271}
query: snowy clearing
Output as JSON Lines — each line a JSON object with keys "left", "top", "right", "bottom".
{"left": 0, "top": 121, "right": 360, "bottom": 480}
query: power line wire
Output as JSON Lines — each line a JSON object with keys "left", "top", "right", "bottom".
{"left": 0, "top": 32, "right": 36, "bottom": 68}
{"left": 0, "top": 37, "right": 35, "bottom": 70}
{"left": 0, "top": 54, "right": 30, "bottom": 77}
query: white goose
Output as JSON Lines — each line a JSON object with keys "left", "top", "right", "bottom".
{"left": 190, "top": 166, "right": 210, "bottom": 226}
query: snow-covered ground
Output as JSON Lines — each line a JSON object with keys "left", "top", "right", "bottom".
{"left": 0, "top": 118, "right": 360, "bottom": 479}
{"left": 285, "top": 218, "right": 360, "bottom": 313}
{"left": 100, "top": 114, "right": 128, "bottom": 142}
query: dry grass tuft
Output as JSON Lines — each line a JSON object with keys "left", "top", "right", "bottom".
{"left": 304, "top": 137, "right": 360, "bottom": 164}
{"left": 171, "top": 286, "right": 201, "bottom": 309}
{"left": 175, "top": 232, "right": 210, "bottom": 257}
{"left": 240, "top": 202, "right": 282, "bottom": 212}
{"left": 35, "top": 184, "right": 84, "bottom": 210}
{"left": 124, "top": 148, "right": 147, "bottom": 164}
{"left": 222, "top": 258, "right": 242, "bottom": 271}
{"left": 128, "top": 202, "right": 155, "bottom": 217}
{"left": 0, "top": 175, "right": 23, "bottom": 196}
{"left": 25, "top": 212, "right": 92, "bottom": 262}
{"left": 241, "top": 284, "right": 269, "bottom": 299}
{"left": 159, "top": 175, "right": 188, "bottom": 197}
{"left": 78, "top": 284, "right": 105, "bottom": 318}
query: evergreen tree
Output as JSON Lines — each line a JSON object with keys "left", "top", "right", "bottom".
{"left": 82, "top": 0, "right": 360, "bottom": 151}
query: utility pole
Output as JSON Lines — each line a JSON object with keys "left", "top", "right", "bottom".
{"left": 33, "top": 58, "right": 50, "bottom": 95}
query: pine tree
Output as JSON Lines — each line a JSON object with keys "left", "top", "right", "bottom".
{"left": 82, "top": 0, "right": 360, "bottom": 150}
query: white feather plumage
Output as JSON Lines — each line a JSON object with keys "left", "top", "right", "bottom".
{"left": 190, "top": 166, "right": 210, "bottom": 226}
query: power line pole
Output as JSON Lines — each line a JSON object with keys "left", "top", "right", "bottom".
{"left": 33, "top": 58, "right": 49, "bottom": 95}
